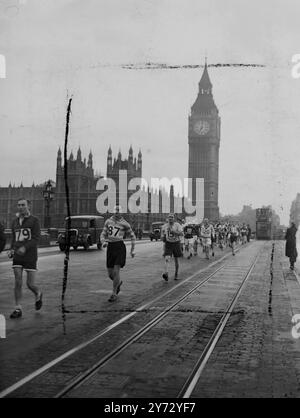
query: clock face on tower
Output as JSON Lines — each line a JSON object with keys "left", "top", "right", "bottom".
{"left": 193, "top": 120, "right": 210, "bottom": 135}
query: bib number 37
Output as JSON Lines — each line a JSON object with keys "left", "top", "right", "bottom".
{"left": 108, "top": 226, "right": 121, "bottom": 237}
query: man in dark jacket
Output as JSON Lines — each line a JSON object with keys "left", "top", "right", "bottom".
{"left": 7, "top": 198, "right": 43, "bottom": 318}
{"left": 0, "top": 221, "right": 6, "bottom": 253}
{"left": 285, "top": 222, "right": 298, "bottom": 270}
{"left": 247, "top": 224, "right": 252, "bottom": 243}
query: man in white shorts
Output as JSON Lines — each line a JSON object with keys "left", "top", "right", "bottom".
{"left": 161, "top": 214, "right": 183, "bottom": 281}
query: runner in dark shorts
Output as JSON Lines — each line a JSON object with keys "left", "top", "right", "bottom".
{"left": 101, "top": 206, "right": 136, "bottom": 302}
{"left": 164, "top": 241, "right": 182, "bottom": 258}
{"left": 7, "top": 198, "right": 43, "bottom": 319}
{"left": 161, "top": 214, "right": 183, "bottom": 281}
{"left": 106, "top": 241, "right": 127, "bottom": 269}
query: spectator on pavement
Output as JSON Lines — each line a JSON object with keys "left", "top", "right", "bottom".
{"left": 285, "top": 221, "right": 298, "bottom": 271}
{"left": 247, "top": 224, "right": 252, "bottom": 242}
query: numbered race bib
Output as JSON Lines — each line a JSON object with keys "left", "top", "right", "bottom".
{"left": 108, "top": 225, "right": 125, "bottom": 239}
{"left": 15, "top": 228, "right": 32, "bottom": 242}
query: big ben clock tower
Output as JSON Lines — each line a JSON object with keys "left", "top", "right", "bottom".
{"left": 188, "top": 62, "right": 220, "bottom": 221}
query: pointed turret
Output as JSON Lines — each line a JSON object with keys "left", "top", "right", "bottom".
{"left": 88, "top": 150, "right": 93, "bottom": 168}
{"left": 77, "top": 146, "right": 82, "bottom": 161}
{"left": 198, "top": 61, "right": 212, "bottom": 93}
{"left": 137, "top": 149, "right": 142, "bottom": 173}
{"left": 70, "top": 150, "right": 74, "bottom": 161}
{"left": 107, "top": 145, "right": 113, "bottom": 174}
{"left": 128, "top": 145, "right": 133, "bottom": 164}
{"left": 57, "top": 147, "right": 62, "bottom": 168}
{"left": 191, "top": 61, "right": 218, "bottom": 114}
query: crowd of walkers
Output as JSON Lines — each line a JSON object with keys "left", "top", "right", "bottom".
{"left": 159, "top": 215, "right": 253, "bottom": 282}
{"left": 178, "top": 218, "right": 252, "bottom": 260}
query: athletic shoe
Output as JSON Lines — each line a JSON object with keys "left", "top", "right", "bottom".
{"left": 174, "top": 273, "right": 179, "bottom": 280}
{"left": 162, "top": 273, "right": 169, "bottom": 281}
{"left": 108, "top": 294, "right": 117, "bottom": 302}
{"left": 10, "top": 308, "right": 22, "bottom": 319}
{"left": 116, "top": 281, "right": 123, "bottom": 295}
{"left": 35, "top": 292, "right": 43, "bottom": 311}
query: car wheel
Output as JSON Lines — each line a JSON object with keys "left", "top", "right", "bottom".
{"left": 73, "top": 246, "right": 78, "bottom": 250}
{"left": 84, "top": 238, "right": 91, "bottom": 250}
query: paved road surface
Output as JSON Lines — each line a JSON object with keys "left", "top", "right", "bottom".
{"left": 0, "top": 240, "right": 300, "bottom": 397}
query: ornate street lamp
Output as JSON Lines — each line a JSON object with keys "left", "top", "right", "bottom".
{"left": 42, "top": 180, "right": 54, "bottom": 229}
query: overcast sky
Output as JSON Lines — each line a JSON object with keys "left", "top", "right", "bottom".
{"left": 1, "top": 0, "right": 300, "bottom": 225}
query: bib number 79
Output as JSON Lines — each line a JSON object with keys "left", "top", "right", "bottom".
{"left": 15, "top": 228, "right": 31, "bottom": 242}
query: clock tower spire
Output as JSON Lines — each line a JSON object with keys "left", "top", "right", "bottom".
{"left": 188, "top": 62, "right": 220, "bottom": 221}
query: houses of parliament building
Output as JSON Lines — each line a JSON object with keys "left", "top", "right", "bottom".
{"left": 0, "top": 63, "right": 221, "bottom": 229}
{"left": 0, "top": 146, "right": 178, "bottom": 230}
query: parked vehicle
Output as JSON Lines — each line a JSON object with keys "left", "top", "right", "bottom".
{"left": 58, "top": 215, "right": 105, "bottom": 251}
{"left": 149, "top": 222, "right": 165, "bottom": 241}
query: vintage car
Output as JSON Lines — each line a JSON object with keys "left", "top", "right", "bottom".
{"left": 58, "top": 215, "right": 105, "bottom": 251}
{"left": 149, "top": 221, "right": 165, "bottom": 241}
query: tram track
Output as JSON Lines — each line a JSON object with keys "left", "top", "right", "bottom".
{"left": 59, "top": 245, "right": 263, "bottom": 398}
{"left": 0, "top": 242, "right": 262, "bottom": 398}
{"left": 178, "top": 250, "right": 261, "bottom": 397}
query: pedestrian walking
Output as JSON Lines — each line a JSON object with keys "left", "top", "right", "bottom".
{"left": 161, "top": 213, "right": 183, "bottom": 281}
{"left": 229, "top": 224, "right": 239, "bottom": 256}
{"left": 241, "top": 223, "right": 248, "bottom": 245}
{"left": 100, "top": 205, "right": 136, "bottom": 302}
{"left": 200, "top": 218, "right": 215, "bottom": 260}
{"left": 247, "top": 224, "right": 252, "bottom": 242}
{"left": 285, "top": 222, "right": 298, "bottom": 271}
{"left": 183, "top": 222, "right": 197, "bottom": 259}
{"left": 7, "top": 198, "right": 43, "bottom": 319}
